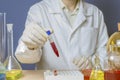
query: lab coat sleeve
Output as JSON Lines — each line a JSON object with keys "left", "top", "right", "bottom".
{"left": 95, "top": 10, "right": 109, "bottom": 67}
{"left": 15, "top": 40, "right": 42, "bottom": 64}
{"left": 15, "top": 4, "right": 43, "bottom": 64}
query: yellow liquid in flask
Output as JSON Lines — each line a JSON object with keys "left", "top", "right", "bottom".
{"left": 107, "top": 23, "right": 120, "bottom": 53}
{"left": 90, "top": 55, "right": 104, "bottom": 80}
{"left": 6, "top": 70, "right": 22, "bottom": 80}
{"left": 90, "top": 70, "right": 104, "bottom": 80}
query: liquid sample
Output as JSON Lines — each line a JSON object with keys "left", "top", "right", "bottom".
{"left": 0, "top": 74, "right": 6, "bottom": 80}
{"left": 104, "top": 70, "right": 120, "bottom": 80}
{"left": 50, "top": 42, "right": 59, "bottom": 57}
{"left": 90, "top": 70, "right": 104, "bottom": 80}
{"left": 81, "top": 69, "right": 92, "bottom": 80}
{"left": 6, "top": 70, "right": 22, "bottom": 80}
{"left": 107, "top": 32, "right": 120, "bottom": 52}
{"left": 107, "top": 23, "right": 120, "bottom": 53}
{"left": 90, "top": 55, "right": 104, "bottom": 80}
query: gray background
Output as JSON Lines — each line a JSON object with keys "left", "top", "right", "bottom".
{"left": 0, "top": 0, "right": 120, "bottom": 69}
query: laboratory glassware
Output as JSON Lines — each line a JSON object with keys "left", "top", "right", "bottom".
{"left": 81, "top": 56, "right": 92, "bottom": 80}
{"left": 107, "top": 23, "right": 120, "bottom": 53}
{"left": 0, "top": 61, "right": 6, "bottom": 80}
{"left": 90, "top": 55, "right": 104, "bottom": 80}
{"left": 46, "top": 30, "right": 59, "bottom": 57}
{"left": 0, "top": 13, "right": 6, "bottom": 63}
{"left": 107, "top": 45, "right": 120, "bottom": 69}
{"left": 4, "top": 24, "right": 22, "bottom": 80}
{"left": 0, "top": 13, "right": 6, "bottom": 80}
{"left": 104, "top": 45, "right": 120, "bottom": 80}
{"left": 105, "top": 22, "right": 120, "bottom": 80}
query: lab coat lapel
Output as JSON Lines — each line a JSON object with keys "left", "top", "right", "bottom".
{"left": 72, "top": 1, "right": 86, "bottom": 32}
{"left": 47, "top": 0, "right": 72, "bottom": 30}
{"left": 61, "top": 11, "right": 72, "bottom": 28}
{"left": 73, "top": 12, "right": 86, "bottom": 32}
{"left": 68, "top": 1, "right": 87, "bottom": 40}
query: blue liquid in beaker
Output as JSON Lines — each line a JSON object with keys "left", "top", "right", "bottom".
{"left": 0, "top": 74, "right": 6, "bottom": 80}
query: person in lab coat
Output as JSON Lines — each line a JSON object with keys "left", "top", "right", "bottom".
{"left": 15, "top": 0, "right": 109, "bottom": 70}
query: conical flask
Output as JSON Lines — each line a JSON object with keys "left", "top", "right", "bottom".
{"left": 90, "top": 55, "right": 104, "bottom": 80}
{"left": 4, "top": 24, "right": 22, "bottom": 80}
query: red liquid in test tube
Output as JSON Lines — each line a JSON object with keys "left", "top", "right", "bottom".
{"left": 50, "top": 42, "right": 59, "bottom": 57}
{"left": 46, "top": 30, "right": 59, "bottom": 57}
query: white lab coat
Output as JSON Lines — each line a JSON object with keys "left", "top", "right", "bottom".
{"left": 15, "top": 0, "right": 108, "bottom": 70}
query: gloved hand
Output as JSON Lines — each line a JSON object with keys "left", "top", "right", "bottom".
{"left": 21, "top": 23, "right": 52, "bottom": 49}
{"left": 73, "top": 56, "right": 92, "bottom": 70}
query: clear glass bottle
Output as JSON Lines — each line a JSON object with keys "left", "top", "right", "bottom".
{"left": 90, "top": 55, "right": 104, "bottom": 80}
{"left": 4, "top": 24, "right": 22, "bottom": 80}
{"left": 107, "top": 23, "right": 120, "bottom": 53}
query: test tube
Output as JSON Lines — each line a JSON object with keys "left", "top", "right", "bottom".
{"left": 53, "top": 70, "right": 58, "bottom": 76}
{"left": 46, "top": 31, "right": 59, "bottom": 57}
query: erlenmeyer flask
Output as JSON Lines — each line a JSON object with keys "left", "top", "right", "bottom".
{"left": 4, "top": 24, "right": 22, "bottom": 80}
{"left": 90, "top": 55, "right": 104, "bottom": 80}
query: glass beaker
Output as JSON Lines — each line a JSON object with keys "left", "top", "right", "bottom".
{"left": 4, "top": 24, "right": 22, "bottom": 80}
{"left": 0, "top": 13, "right": 6, "bottom": 80}
{"left": 80, "top": 56, "right": 92, "bottom": 80}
